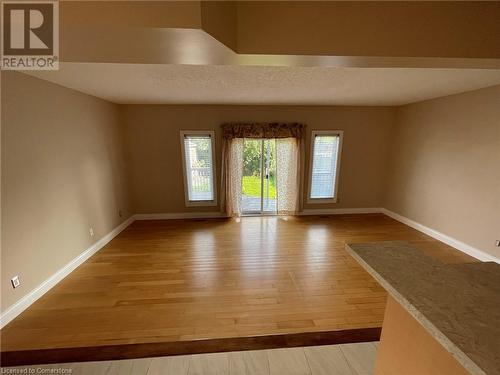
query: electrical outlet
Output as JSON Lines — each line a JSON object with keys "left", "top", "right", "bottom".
{"left": 495, "top": 240, "right": 500, "bottom": 247}
{"left": 11, "top": 275, "right": 20, "bottom": 289}
{"left": 89, "top": 227, "right": 94, "bottom": 237}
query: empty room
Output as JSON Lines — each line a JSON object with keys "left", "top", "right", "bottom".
{"left": 1, "top": 1, "right": 499, "bottom": 374}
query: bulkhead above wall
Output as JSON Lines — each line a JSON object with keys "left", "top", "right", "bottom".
{"left": 59, "top": 1, "right": 500, "bottom": 65}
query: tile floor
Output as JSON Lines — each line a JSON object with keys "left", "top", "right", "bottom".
{"left": 4, "top": 342, "right": 379, "bottom": 375}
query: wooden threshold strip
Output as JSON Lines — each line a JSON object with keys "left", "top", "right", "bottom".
{"left": 1, "top": 327, "right": 381, "bottom": 367}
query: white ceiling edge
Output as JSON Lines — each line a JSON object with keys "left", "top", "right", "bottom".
{"left": 236, "top": 55, "right": 500, "bottom": 70}
{"left": 22, "top": 62, "right": 500, "bottom": 107}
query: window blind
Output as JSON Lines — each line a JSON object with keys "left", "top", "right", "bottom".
{"left": 183, "top": 135, "right": 214, "bottom": 201}
{"left": 310, "top": 134, "right": 340, "bottom": 199}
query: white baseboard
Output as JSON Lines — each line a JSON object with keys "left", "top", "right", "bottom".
{"left": 0, "top": 216, "right": 135, "bottom": 329}
{"left": 134, "top": 212, "right": 227, "bottom": 220}
{"left": 299, "top": 207, "right": 382, "bottom": 216}
{"left": 381, "top": 208, "right": 499, "bottom": 263}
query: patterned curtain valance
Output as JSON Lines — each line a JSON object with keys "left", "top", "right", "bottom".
{"left": 221, "top": 123, "right": 305, "bottom": 140}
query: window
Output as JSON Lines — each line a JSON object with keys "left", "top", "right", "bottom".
{"left": 308, "top": 130, "right": 343, "bottom": 202}
{"left": 180, "top": 131, "right": 217, "bottom": 206}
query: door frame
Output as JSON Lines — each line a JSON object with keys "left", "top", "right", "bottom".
{"left": 241, "top": 138, "right": 277, "bottom": 216}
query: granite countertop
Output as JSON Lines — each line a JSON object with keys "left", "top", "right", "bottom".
{"left": 345, "top": 241, "right": 500, "bottom": 375}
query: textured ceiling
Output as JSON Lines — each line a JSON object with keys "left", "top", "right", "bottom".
{"left": 25, "top": 63, "right": 500, "bottom": 106}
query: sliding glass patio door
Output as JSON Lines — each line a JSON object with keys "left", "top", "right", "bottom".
{"left": 241, "top": 139, "right": 277, "bottom": 214}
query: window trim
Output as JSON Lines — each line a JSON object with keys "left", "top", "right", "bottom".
{"left": 180, "top": 130, "right": 217, "bottom": 207}
{"left": 307, "top": 130, "right": 344, "bottom": 204}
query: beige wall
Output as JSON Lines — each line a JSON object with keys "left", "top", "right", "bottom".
{"left": 236, "top": 1, "right": 500, "bottom": 58}
{"left": 61, "top": 1, "right": 202, "bottom": 28}
{"left": 1, "top": 72, "right": 131, "bottom": 311}
{"left": 201, "top": 1, "right": 238, "bottom": 51}
{"left": 122, "top": 105, "right": 395, "bottom": 214}
{"left": 384, "top": 85, "right": 500, "bottom": 259}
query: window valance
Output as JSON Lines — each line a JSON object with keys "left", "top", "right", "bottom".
{"left": 221, "top": 123, "right": 305, "bottom": 140}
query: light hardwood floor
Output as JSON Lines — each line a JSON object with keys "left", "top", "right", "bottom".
{"left": 1, "top": 214, "right": 474, "bottom": 354}
{"left": 5, "top": 342, "right": 380, "bottom": 375}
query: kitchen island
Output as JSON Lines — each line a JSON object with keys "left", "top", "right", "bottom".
{"left": 345, "top": 241, "right": 500, "bottom": 375}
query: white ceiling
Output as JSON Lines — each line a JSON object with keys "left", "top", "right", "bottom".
{"left": 25, "top": 63, "right": 500, "bottom": 106}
